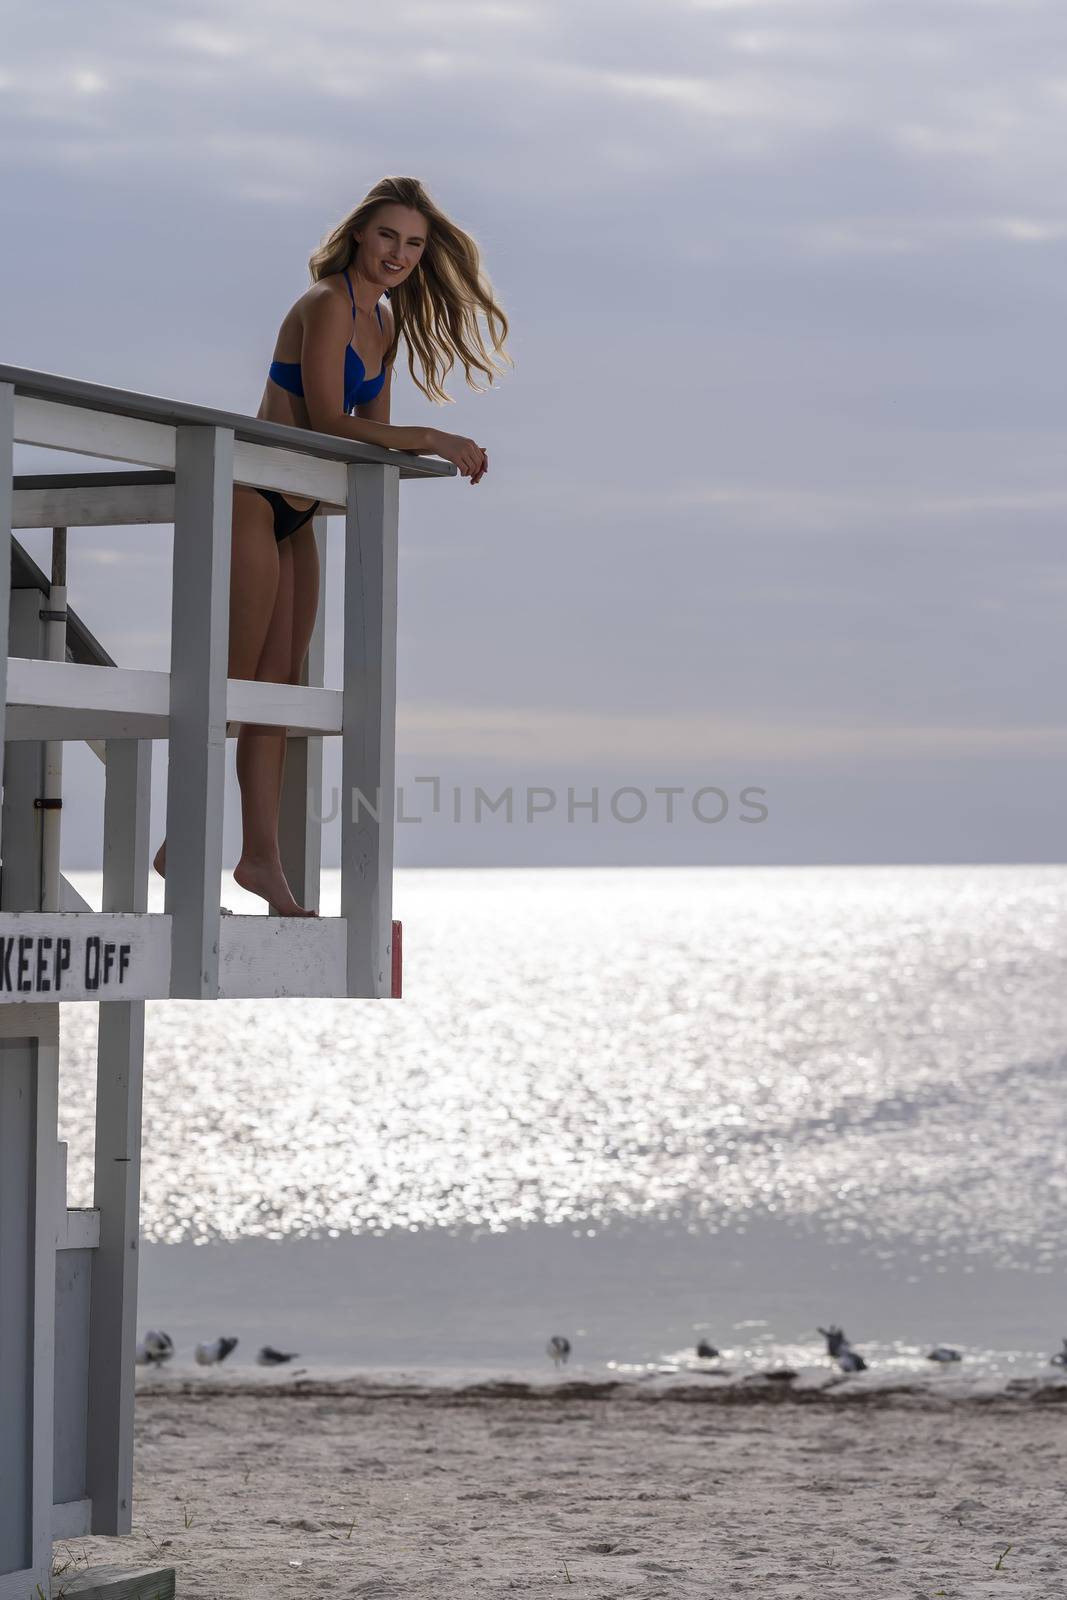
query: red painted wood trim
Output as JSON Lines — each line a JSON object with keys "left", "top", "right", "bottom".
{"left": 391, "top": 919, "right": 403, "bottom": 999}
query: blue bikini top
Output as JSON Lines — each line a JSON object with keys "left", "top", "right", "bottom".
{"left": 268, "top": 270, "right": 386, "bottom": 413}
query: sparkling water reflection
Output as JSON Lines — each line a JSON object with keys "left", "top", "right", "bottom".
{"left": 59, "top": 866, "right": 1067, "bottom": 1266}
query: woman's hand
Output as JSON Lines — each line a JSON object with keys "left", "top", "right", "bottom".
{"left": 430, "top": 429, "right": 489, "bottom": 484}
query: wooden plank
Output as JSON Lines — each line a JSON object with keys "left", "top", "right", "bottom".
{"left": 101, "top": 741, "right": 152, "bottom": 915}
{"left": 27, "top": 1011, "right": 60, "bottom": 1588}
{"left": 88, "top": 738, "right": 150, "bottom": 1533}
{"left": 0, "top": 1036, "right": 36, "bottom": 1581}
{"left": 13, "top": 475, "right": 175, "bottom": 529}
{"left": 5, "top": 658, "right": 343, "bottom": 740}
{"left": 165, "top": 426, "right": 232, "bottom": 998}
{"left": 217, "top": 915, "right": 346, "bottom": 998}
{"left": 7, "top": 658, "right": 169, "bottom": 720}
{"left": 59, "top": 1565, "right": 175, "bottom": 1599}
{"left": 15, "top": 400, "right": 346, "bottom": 502}
{"left": 3, "top": 361, "right": 453, "bottom": 479}
{"left": 58, "top": 1208, "right": 101, "bottom": 1251}
{"left": 0, "top": 384, "right": 11, "bottom": 781}
{"left": 0, "top": 914, "right": 172, "bottom": 1002}
{"left": 14, "top": 458, "right": 351, "bottom": 522}
{"left": 233, "top": 437, "right": 346, "bottom": 504}
{"left": 52, "top": 1498, "right": 92, "bottom": 1540}
{"left": 40, "top": 538, "right": 66, "bottom": 913}
{"left": 14, "top": 398, "right": 175, "bottom": 473}
{"left": 0, "top": 914, "right": 365, "bottom": 1001}
{"left": 6, "top": 704, "right": 166, "bottom": 741}
{"left": 227, "top": 677, "right": 341, "bottom": 734}
{"left": 55, "top": 1139, "right": 68, "bottom": 1229}
{"left": 54, "top": 1249, "right": 92, "bottom": 1507}
{"left": 0, "top": 1021, "right": 65, "bottom": 1590}
{"left": 277, "top": 510, "right": 327, "bottom": 914}
{"left": 1, "top": 595, "right": 46, "bottom": 911}
{"left": 340, "top": 464, "right": 400, "bottom": 997}
{"left": 88, "top": 997, "right": 145, "bottom": 1533}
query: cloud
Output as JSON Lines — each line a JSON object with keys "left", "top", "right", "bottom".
{"left": 397, "top": 703, "right": 1067, "bottom": 765}
{"left": 5, "top": 0, "right": 1067, "bottom": 863}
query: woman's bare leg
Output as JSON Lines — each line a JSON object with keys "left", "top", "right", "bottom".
{"left": 233, "top": 530, "right": 317, "bottom": 915}
{"left": 262, "top": 519, "right": 320, "bottom": 826}
{"left": 287, "top": 517, "right": 321, "bottom": 686}
{"left": 153, "top": 486, "right": 280, "bottom": 881}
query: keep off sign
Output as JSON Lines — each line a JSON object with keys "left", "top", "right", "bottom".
{"left": 1, "top": 932, "right": 132, "bottom": 995}
{"left": 0, "top": 915, "right": 171, "bottom": 1003}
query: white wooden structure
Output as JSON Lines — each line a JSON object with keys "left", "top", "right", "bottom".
{"left": 0, "top": 364, "right": 452, "bottom": 1597}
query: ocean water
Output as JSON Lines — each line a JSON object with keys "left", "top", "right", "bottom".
{"left": 60, "top": 865, "right": 1067, "bottom": 1382}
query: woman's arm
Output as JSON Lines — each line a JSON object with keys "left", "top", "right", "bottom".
{"left": 299, "top": 286, "right": 431, "bottom": 451}
{"left": 358, "top": 303, "right": 486, "bottom": 482}
{"left": 301, "top": 287, "right": 487, "bottom": 479}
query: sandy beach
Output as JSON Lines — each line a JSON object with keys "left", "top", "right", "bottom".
{"left": 55, "top": 1373, "right": 1067, "bottom": 1599}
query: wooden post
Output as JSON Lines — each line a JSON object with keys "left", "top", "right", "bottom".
{"left": 277, "top": 510, "right": 327, "bottom": 914}
{"left": 40, "top": 527, "right": 67, "bottom": 912}
{"left": 0, "top": 383, "right": 12, "bottom": 793}
{"left": 165, "top": 425, "right": 232, "bottom": 997}
{"left": 86, "top": 739, "right": 151, "bottom": 1534}
{"left": 1, "top": 589, "right": 46, "bottom": 911}
{"left": 0, "top": 1005, "right": 59, "bottom": 1600}
{"left": 0, "top": 523, "right": 54, "bottom": 1593}
{"left": 340, "top": 464, "right": 399, "bottom": 997}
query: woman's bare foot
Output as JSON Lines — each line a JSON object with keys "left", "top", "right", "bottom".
{"left": 233, "top": 855, "right": 318, "bottom": 917}
{"left": 153, "top": 841, "right": 166, "bottom": 878}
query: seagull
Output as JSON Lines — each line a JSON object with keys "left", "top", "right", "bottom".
{"left": 136, "top": 1329, "right": 174, "bottom": 1366}
{"left": 927, "top": 1345, "right": 962, "bottom": 1363}
{"left": 1049, "top": 1338, "right": 1067, "bottom": 1368}
{"left": 818, "top": 1324, "right": 867, "bottom": 1372}
{"left": 195, "top": 1336, "right": 239, "bottom": 1366}
{"left": 547, "top": 1335, "right": 571, "bottom": 1367}
{"left": 695, "top": 1339, "right": 720, "bottom": 1360}
{"left": 256, "top": 1345, "right": 299, "bottom": 1366}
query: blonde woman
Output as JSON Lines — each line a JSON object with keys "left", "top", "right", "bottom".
{"left": 154, "top": 176, "right": 510, "bottom": 915}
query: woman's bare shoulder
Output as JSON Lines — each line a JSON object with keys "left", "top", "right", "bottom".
{"left": 299, "top": 274, "right": 351, "bottom": 331}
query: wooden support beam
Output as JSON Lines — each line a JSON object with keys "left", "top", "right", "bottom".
{"left": 232, "top": 438, "right": 346, "bottom": 504}
{"left": 4, "top": 658, "right": 343, "bottom": 741}
{"left": 341, "top": 464, "right": 400, "bottom": 997}
{"left": 87, "top": 739, "right": 151, "bottom": 1533}
{"left": 0, "top": 384, "right": 11, "bottom": 816}
{"left": 0, "top": 912, "right": 349, "bottom": 1002}
{"left": 165, "top": 425, "right": 231, "bottom": 998}
{"left": 14, "top": 398, "right": 175, "bottom": 474}
{"left": 12, "top": 400, "right": 350, "bottom": 503}
{"left": 0, "top": 1005, "right": 60, "bottom": 1600}
{"left": 277, "top": 510, "right": 327, "bottom": 914}
{"left": 1, "top": 595, "right": 46, "bottom": 911}
{"left": 12, "top": 468, "right": 349, "bottom": 531}
{"left": 12, "top": 472, "right": 176, "bottom": 530}
{"left": 60, "top": 1566, "right": 176, "bottom": 1599}
{"left": 4, "top": 363, "right": 453, "bottom": 480}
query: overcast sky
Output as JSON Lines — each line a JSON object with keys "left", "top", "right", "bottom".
{"left": 5, "top": 0, "right": 1066, "bottom": 867}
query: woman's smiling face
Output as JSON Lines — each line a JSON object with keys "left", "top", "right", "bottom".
{"left": 354, "top": 204, "right": 428, "bottom": 289}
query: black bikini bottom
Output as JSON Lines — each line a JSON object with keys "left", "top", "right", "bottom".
{"left": 253, "top": 487, "right": 321, "bottom": 543}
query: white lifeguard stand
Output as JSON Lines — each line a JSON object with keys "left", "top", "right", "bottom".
{"left": 0, "top": 365, "right": 453, "bottom": 1598}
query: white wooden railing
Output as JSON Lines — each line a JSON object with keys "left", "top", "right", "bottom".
{"left": 0, "top": 363, "right": 454, "bottom": 1001}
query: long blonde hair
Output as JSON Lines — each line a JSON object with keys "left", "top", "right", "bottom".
{"left": 308, "top": 177, "right": 511, "bottom": 403}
